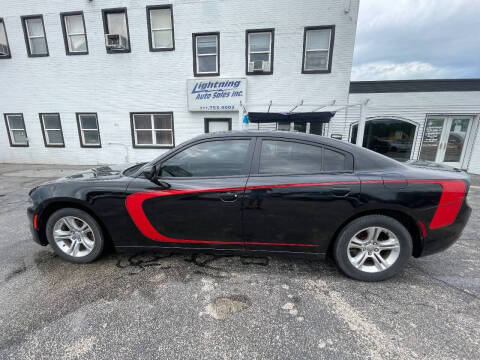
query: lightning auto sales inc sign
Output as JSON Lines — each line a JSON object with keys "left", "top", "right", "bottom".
{"left": 187, "top": 78, "right": 247, "bottom": 112}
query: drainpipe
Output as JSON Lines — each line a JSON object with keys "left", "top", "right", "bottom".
{"left": 356, "top": 99, "right": 369, "bottom": 147}
{"left": 108, "top": 142, "right": 129, "bottom": 163}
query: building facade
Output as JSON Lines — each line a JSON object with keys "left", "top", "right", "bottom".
{"left": 0, "top": 0, "right": 359, "bottom": 164}
{"left": 2, "top": 1, "right": 480, "bottom": 174}
{"left": 345, "top": 80, "right": 480, "bottom": 174}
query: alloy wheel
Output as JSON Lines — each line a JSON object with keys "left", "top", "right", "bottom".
{"left": 53, "top": 216, "right": 95, "bottom": 258}
{"left": 347, "top": 226, "right": 401, "bottom": 273}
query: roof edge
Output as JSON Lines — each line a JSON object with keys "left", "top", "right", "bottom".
{"left": 349, "top": 79, "right": 480, "bottom": 93}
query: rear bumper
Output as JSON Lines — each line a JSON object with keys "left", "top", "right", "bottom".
{"left": 419, "top": 200, "right": 472, "bottom": 257}
{"left": 27, "top": 206, "right": 48, "bottom": 246}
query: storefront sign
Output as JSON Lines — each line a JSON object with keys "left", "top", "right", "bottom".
{"left": 187, "top": 78, "right": 246, "bottom": 112}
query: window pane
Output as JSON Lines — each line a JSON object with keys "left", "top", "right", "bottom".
{"left": 294, "top": 123, "right": 307, "bottom": 133}
{"left": 305, "top": 50, "right": 328, "bottom": 70}
{"left": 107, "top": 12, "right": 127, "bottom": 38}
{"left": 154, "top": 114, "right": 172, "bottom": 129}
{"left": 134, "top": 115, "right": 152, "bottom": 129}
{"left": 153, "top": 30, "right": 173, "bottom": 48}
{"left": 361, "top": 119, "right": 417, "bottom": 161}
{"left": 306, "top": 29, "right": 330, "bottom": 50}
{"left": 156, "top": 130, "right": 172, "bottom": 145}
{"left": 7, "top": 115, "right": 24, "bottom": 129}
{"left": 197, "top": 36, "right": 216, "bottom": 54}
{"left": 43, "top": 114, "right": 61, "bottom": 129}
{"left": 249, "top": 32, "right": 270, "bottom": 52}
{"left": 277, "top": 122, "right": 291, "bottom": 131}
{"left": 65, "top": 15, "right": 84, "bottom": 34}
{"left": 250, "top": 53, "right": 270, "bottom": 62}
{"left": 444, "top": 118, "right": 470, "bottom": 162}
{"left": 324, "top": 149, "right": 346, "bottom": 171}
{"left": 0, "top": 21, "right": 7, "bottom": 47}
{"left": 198, "top": 55, "right": 217, "bottom": 73}
{"left": 83, "top": 130, "right": 100, "bottom": 144}
{"left": 161, "top": 140, "right": 250, "bottom": 177}
{"left": 259, "top": 141, "right": 323, "bottom": 174}
{"left": 136, "top": 130, "right": 153, "bottom": 144}
{"left": 69, "top": 34, "right": 87, "bottom": 52}
{"left": 47, "top": 130, "right": 63, "bottom": 144}
{"left": 419, "top": 118, "right": 444, "bottom": 162}
{"left": 207, "top": 120, "right": 230, "bottom": 133}
{"left": 12, "top": 130, "right": 27, "bottom": 144}
{"left": 30, "top": 37, "right": 47, "bottom": 54}
{"left": 80, "top": 115, "right": 98, "bottom": 129}
{"left": 150, "top": 9, "right": 171, "bottom": 29}
{"left": 26, "top": 18, "right": 44, "bottom": 36}
{"left": 309, "top": 122, "right": 324, "bottom": 135}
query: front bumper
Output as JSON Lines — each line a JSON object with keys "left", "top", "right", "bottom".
{"left": 27, "top": 206, "right": 48, "bottom": 246}
{"left": 419, "top": 201, "right": 472, "bottom": 257}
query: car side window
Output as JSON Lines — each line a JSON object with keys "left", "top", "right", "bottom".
{"left": 259, "top": 140, "right": 323, "bottom": 174}
{"left": 159, "top": 139, "right": 251, "bottom": 177}
{"left": 324, "top": 148, "right": 348, "bottom": 172}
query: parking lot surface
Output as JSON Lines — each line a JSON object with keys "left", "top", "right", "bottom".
{"left": 0, "top": 164, "right": 479, "bottom": 359}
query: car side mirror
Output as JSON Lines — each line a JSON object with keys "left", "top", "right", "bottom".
{"left": 143, "top": 164, "right": 157, "bottom": 181}
{"left": 143, "top": 164, "right": 171, "bottom": 189}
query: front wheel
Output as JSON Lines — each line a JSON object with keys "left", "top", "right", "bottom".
{"left": 45, "top": 208, "right": 105, "bottom": 263}
{"left": 333, "top": 215, "right": 412, "bottom": 281}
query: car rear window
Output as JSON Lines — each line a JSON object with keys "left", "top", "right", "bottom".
{"left": 259, "top": 140, "right": 351, "bottom": 174}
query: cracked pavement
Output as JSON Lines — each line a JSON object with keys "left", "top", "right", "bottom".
{"left": 0, "top": 164, "right": 479, "bottom": 359}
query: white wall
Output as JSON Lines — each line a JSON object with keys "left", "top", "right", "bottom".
{"left": 344, "top": 91, "right": 480, "bottom": 174}
{"left": 0, "top": 0, "right": 359, "bottom": 165}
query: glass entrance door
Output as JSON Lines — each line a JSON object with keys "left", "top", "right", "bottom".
{"left": 420, "top": 116, "right": 473, "bottom": 168}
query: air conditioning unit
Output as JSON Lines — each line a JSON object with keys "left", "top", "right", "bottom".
{"left": 105, "top": 34, "right": 128, "bottom": 50}
{"left": 0, "top": 44, "right": 9, "bottom": 56}
{"left": 249, "top": 60, "right": 269, "bottom": 72}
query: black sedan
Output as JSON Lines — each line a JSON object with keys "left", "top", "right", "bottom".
{"left": 27, "top": 131, "right": 472, "bottom": 281}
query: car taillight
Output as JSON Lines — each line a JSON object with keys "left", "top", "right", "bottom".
{"left": 429, "top": 180, "right": 466, "bottom": 229}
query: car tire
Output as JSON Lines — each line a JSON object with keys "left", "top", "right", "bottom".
{"left": 45, "top": 208, "right": 105, "bottom": 263}
{"left": 333, "top": 215, "right": 412, "bottom": 281}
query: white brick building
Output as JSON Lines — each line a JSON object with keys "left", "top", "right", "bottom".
{"left": 1, "top": 0, "right": 480, "bottom": 173}
{"left": 0, "top": 0, "right": 359, "bottom": 164}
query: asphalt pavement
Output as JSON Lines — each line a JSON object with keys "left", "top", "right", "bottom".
{"left": 0, "top": 163, "right": 479, "bottom": 359}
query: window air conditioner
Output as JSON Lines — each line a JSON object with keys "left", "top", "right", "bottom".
{"left": 0, "top": 44, "right": 8, "bottom": 56}
{"left": 249, "top": 60, "right": 269, "bottom": 72}
{"left": 105, "top": 34, "right": 128, "bottom": 50}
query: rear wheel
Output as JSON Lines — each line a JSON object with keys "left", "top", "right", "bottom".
{"left": 333, "top": 215, "right": 412, "bottom": 281}
{"left": 46, "top": 208, "right": 105, "bottom": 263}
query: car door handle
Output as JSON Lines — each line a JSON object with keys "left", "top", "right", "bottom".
{"left": 331, "top": 188, "right": 351, "bottom": 197}
{"left": 219, "top": 192, "right": 238, "bottom": 202}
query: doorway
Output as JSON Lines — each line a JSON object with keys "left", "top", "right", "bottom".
{"left": 419, "top": 116, "right": 474, "bottom": 168}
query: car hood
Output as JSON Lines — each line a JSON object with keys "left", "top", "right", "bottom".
{"left": 51, "top": 164, "right": 137, "bottom": 183}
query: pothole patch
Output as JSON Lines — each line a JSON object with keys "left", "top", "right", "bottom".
{"left": 201, "top": 295, "right": 251, "bottom": 320}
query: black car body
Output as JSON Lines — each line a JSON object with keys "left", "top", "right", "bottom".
{"left": 27, "top": 131, "right": 471, "bottom": 280}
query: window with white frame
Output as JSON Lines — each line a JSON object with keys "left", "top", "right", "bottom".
{"left": 246, "top": 29, "right": 273, "bottom": 74}
{"left": 61, "top": 12, "right": 88, "bottom": 55}
{"left": 131, "top": 113, "right": 174, "bottom": 147}
{"left": 0, "top": 18, "right": 11, "bottom": 58}
{"left": 4, "top": 114, "right": 28, "bottom": 146}
{"left": 102, "top": 8, "right": 130, "bottom": 53}
{"left": 193, "top": 33, "right": 219, "bottom": 76}
{"left": 22, "top": 15, "right": 49, "bottom": 56}
{"left": 302, "top": 26, "right": 334, "bottom": 73}
{"left": 40, "top": 113, "right": 64, "bottom": 147}
{"left": 147, "top": 5, "right": 174, "bottom": 51}
{"left": 76, "top": 113, "right": 101, "bottom": 147}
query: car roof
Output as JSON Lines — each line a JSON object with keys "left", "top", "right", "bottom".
{"left": 153, "top": 130, "right": 405, "bottom": 172}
